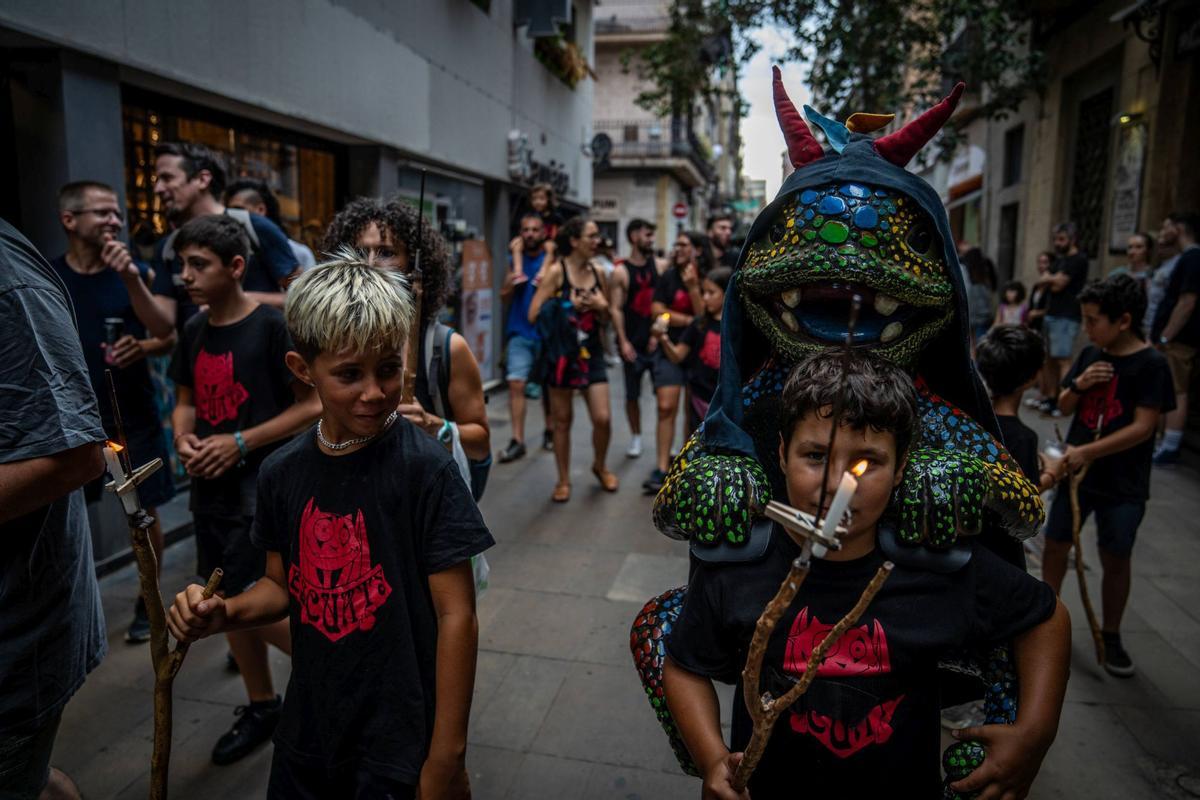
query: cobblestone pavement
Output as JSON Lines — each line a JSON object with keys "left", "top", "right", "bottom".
{"left": 52, "top": 383, "right": 1200, "bottom": 799}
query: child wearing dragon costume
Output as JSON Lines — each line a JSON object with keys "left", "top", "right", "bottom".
{"left": 631, "top": 69, "right": 1049, "bottom": 797}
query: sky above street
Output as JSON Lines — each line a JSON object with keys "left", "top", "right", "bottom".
{"left": 739, "top": 26, "right": 811, "bottom": 201}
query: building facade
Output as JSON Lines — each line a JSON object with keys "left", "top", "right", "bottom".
{"left": 0, "top": 0, "right": 596, "bottom": 565}
{"left": 589, "top": 0, "right": 738, "bottom": 254}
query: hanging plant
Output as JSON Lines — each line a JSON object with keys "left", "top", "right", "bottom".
{"left": 534, "top": 35, "right": 596, "bottom": 89}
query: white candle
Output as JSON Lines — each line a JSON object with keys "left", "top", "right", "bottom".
{"left": 820, "top": 471, "right": 857, "bottom": 541}
{"left": 103, "top": 443, "right": 126, "bottom": 483}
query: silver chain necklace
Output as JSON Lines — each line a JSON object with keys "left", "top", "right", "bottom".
{"left": 316, "top": 411, "right": 398, "bottom": 451}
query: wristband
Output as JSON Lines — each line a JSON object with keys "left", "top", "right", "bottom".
{"left": 233, "top": 430, "right": 249, "bottom": 458}
{"left": 437, "top": 419, "right": 453, "bottom": 445}
{"left": 1159, "top": 335, "right": 1170, "bottom": 345}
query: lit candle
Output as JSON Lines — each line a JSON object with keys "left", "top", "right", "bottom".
{"left": 103, "top": 441, "right": 127, "bottom": 483}
{"left": 821, "top": 459, "right": 868, "bottom": 541}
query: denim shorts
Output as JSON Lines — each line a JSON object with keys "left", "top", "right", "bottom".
{"left": 505, "top": 335, "right": 539, "bottom": 382}
{"left": 1044, "top": 488, "right": 1145, "bottom": 558}
{"left": 0, "top": 707, "right": 63, "bottom": 800}
{"left": 1043, "top": 315, "right": 1080, "bottom": 360}
{"left": 651, "top": 350, "right": 686, "bottom": 389}
{"left": 623, "top": 353, "right": 655, "bottom": 402}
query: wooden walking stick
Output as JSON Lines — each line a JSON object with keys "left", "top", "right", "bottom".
{"left": 1067, "top": 413, "right": 1106, "bottom": 666}
{"left": 103, "top": 372, "right": 222, "bottom": 800}
{"left": 731, "top": 500, "right": 893, "bottom": 791}
{"left": 400, "top": 170, "right": 428, "bottom": 405}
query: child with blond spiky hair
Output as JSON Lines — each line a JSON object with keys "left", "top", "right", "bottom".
{"left": 169, "top": 252, "right": 494, "bottom": 799}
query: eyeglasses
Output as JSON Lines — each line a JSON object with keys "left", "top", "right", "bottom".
{"left": 71, "top": 208, "right": 125, "bottom": 223}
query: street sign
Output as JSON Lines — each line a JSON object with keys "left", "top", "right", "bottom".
{"left": 672, "top": 202, "right": 688, "bottom": 219}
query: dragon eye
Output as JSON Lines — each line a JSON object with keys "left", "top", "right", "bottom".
{"left": 905, "top": 222, "right": 934, "bottom": 256}
{"left": 768, "top": 221, "right": 786, "bottom": 244}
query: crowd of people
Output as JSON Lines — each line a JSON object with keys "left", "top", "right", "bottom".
{"left": 1, "top": 126, "right": 1196, "bottom": 799}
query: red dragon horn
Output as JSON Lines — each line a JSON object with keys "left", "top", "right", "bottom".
{"left": 874, "top": 82, "right": 966, "bottom": 167}
{"left": 773, "top": 66, "right": 824, "bottom": 168}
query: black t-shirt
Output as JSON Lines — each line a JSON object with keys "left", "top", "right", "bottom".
{"left": 718, "top": 248, "right": 740, "bottom": 269}
{"left": 169, "top": 305, "right": 296, "bottom": 515}
{"left": 622, "top": 259, "right": 659, "bottom": 352}
{"left": 1046, "top": 252, "right": 1088, "bottom": 320}
{"left": 1151, "top": 246, "right": 1200, "bottom": 346}
{"left": 251, "top": 420, "right": 494, "bottom": 783}
{"left": 666, "top": 529, "right": 1055, "bottom": 797}
{"left": 680, "top": 317, "right": 722, "bottom": 400}
{"left": 1062, "top": 345, "right": 1175, "bottom": 502}
{"left": 48, "top": 256, "right": 160, "bottom": 435}
{"left": 996, "top": 415, "right": 1039, "bottom": 485}
{"left": 653, "top": 267, "right": 696, "bottom": 343}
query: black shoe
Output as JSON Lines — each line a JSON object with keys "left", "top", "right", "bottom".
{"left": 225, "top": 650, "right": 240, "bottom": 674}
{"left": 212, "top": 696, "right": 281, "bottom": 765}
{"left": 642, "top": 468, "right": 666, "bottom": 494}
{"left": 498, "top": 439, "right": 527, "bottom": 463}
{"left": 125, "top": 597, "right": 151, "bottom": 644}
{"left": 542, "top": 430, "right": 554, "bottom": 451}
{"left": 1102, "top": 633, "right": 1135, "bottom": 678}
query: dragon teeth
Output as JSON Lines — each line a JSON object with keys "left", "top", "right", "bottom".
{"left": 881, "top": 321, "right": 903, "bottom": 343}
{"left": 780, "top": 310, "right": 800, "bottom": 332}
{"left": 781, "top": 288, "right": 802, "bottom": 308}
{"left": 874, "top": 294, "right": 901, "bottom": 316}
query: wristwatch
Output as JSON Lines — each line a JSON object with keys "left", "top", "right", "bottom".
{"left": 1067, "top": 379, "right": 1081, "bottom": 394}
{"left": 436, "top": 419, "right": 453, "bottom": 444}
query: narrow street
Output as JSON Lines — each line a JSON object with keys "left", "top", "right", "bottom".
{"left": 54, "top": 384, "right": 1200, "bottom": 799}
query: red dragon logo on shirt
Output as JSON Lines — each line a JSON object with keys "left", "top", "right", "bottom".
{"left": 288, "top": 499, "right": 392, "bottom": 642}
{"left": 782, "top": 608, "right": 904, "bottom": 758}
{"left": 1077, "top": 374, "right": 1122, "bottom": 433}
{"left": 193, "top": 349, "right": 249, "bottom": 426}
{"left": 699, "top": 330, "right": 721, "bottom": 370}
{"left": 631, "top": 270, "right": 655, "bottom": 317}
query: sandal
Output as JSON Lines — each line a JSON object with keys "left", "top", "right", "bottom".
{"left": 552, "top": 482, "right": 571, "bottom": 503}
{"left": 592, "top": 467, "right": 619, "bottom": 493}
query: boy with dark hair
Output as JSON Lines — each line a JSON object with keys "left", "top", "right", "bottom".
{"left": 976, "top": 324, "right": 1062, "bottom": 491}
{"left": 168, "top": 214, "right": 320, "bottom": 765}
{"left": 168, "top": 256, "right": 493, "bottom": 798}
{"left": 1042, "top": 273, "right": 1175, "bottom": 678}
{"left": 152, "top": 142, "right": 300, "bottom": 328}
{"left": 664, "top": 350, "right": 1069, "bottom": 799}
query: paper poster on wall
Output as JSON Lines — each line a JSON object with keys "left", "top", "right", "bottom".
{"left": 1109, "top": 121, "right": 1147, "bottom": 253}
{"left": 460, "top": 239, "right": 494, "bottom": 382}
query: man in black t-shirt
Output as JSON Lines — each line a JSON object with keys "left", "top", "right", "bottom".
{"left": 1034, "top": 222, "right": 1088, "bottom": 415}
{"left": 610, "top": 218, "right": 665, "bottom": 459}
{"left": 168, "top": 258, "right": 492, "bottom": 798}
{"left": 1149, "top": 212, "right": 1200, "bottom": 465}
{"left": 707, "top": 212, "right": 739, "bottom": 268}
{"left": 168, "top": 215, "right": 320, "bottom": 766}
{"left": 52, "top": 180, "right": 177, "bottom": 644}
{"left": 1043, "top": 275, "right": 1174, "bottom": 678}
{"left": 151, "top": 142, "right": 300, "bottom": 332}
{"left": 664, "top": 351, "right": 1068, "bottom": 798}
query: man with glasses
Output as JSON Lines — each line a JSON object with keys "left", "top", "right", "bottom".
{"left": 50, "top": 181, "right": 177, "bottom": 643}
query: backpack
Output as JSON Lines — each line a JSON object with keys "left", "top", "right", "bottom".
{"left": 424, "top": 321, "right": 491, "bottom": 501}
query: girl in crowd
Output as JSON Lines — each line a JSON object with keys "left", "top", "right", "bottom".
{"left": 653, "top": 266, "right": 731, "bottom": 435}
{"left": 1025, "top": 251, "right": 1057, "bottom": 409}
{"left": 994, "top": 280, "right": 1028, "bottom": 327}
{"left": 528, "top": 217, "right": 618, "bottom": 502}
{"left": 643, "top": 231, "right": 708, "bottom": 493}
{"left": 1109, "top": 231, "right": 1155, "bottom": 295}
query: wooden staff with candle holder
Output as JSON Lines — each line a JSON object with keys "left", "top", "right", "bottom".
{"left": 1068, "top": 412, "right": 1106, "bottom": 666}
{"left": 730, "top": 294, "right": 894, "bottom": 791}
{"left": 400, "top": 170, "right": 428, "bottom": 405}
{"left": 103, "top": 372, "right": 221, "bottom": 800}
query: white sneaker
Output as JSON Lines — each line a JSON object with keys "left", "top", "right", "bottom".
{"left": 626, "top": 435, "right": 643, "bottom": 458}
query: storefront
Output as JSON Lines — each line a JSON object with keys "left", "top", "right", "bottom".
{"left": 121, "top": 86, "right": 346, "bottom": 255}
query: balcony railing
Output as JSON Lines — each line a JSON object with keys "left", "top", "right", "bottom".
{"left": 594, "top": 118, "right": 716, "bottom": 184}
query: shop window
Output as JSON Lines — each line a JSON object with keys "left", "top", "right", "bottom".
{"left": 121, "top": 91, "right": 341, "bottom": 257}
{"left": 1002, "top": 125, "right": 1023, "bottom": 188}
{"left": 1067, "top": 87, "right": 1114, "bottom": 259}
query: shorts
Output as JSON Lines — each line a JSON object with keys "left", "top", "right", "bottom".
{"left": 1163, "top": 340, "right": 1196, "bottom": 395}
{"left": 651, "top": 349, "right": 686, "bottom": 389}
{"left": 0, "top": 707, "right": 63, "bottom": 800}
{"left": 1043, "top": 315, "right": 1080, "bottom": 360}
{"left": 194, "top": 513, "right": 264, "bottom": 596}
{"left": 1044, "top": 488, "right": 1145, "bottom": 558}
{"left": 268, "top": 748, "right": 415, "bottom": 800}
{"left": 623, "top": 352, "right": 655, "bottom": 402}
{"left": 85, "top": 423, "right": 176, "bottom": 508}
{"left": 505, "top": 334, "right": 539, "bottom": 382}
